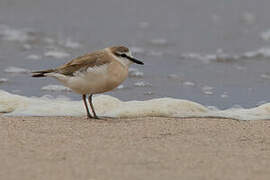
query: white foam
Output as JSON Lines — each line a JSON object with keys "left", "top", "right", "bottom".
{"left": 59, "top": 38, "right": 81, "bottom": 49}
{"left": 202, "top": 86, "right": 214, "bottom": 91}
{"left": 4, "top": 66, "right": 30, "bottom": 74}
{"left": 181, "top": 52, "right": 217, "bottom": 64}
{"left": 41, "top": 85, "right": 71, "bottom": 92}
{"left": 181, "top": 47, "right": 270, "bottom": 62}
{"left": 202, "top": 86, "right": 214, "bottom": 95}
{"left": 168, "top": 74, "right": 181, "bottom": 80}
{"left": 203, "top": 91, "right": 214, "bottom": 95}
{"left": 149, "top": 38, "right": 168, "bottom": 46}
{"left": 44, "top": 50, "right": 70, "bottom": 59}
{"left": 233, "top": 65, "right": 246, "bottom": 70}
{"left": 128, "top": 68, "right": 144, "bottom": 78}
{"left": 116, "top": 85, "right": 125, "bottom": 89}
{"left": 1, "top": 89, "right": 270, "bottom": 120}
{"left": 134, "top": 81, "right": 152, "bottom": 87}
{"left": 220, "top": 92, "right": 229, "bottom": 98}
{"left": 130, "top": 46, "right": 145, "bottom": 54}
{"left": 0, "top": 24, "right": 34, "bottom": 42}
{"left": 22, "top": 44, "right": 32, "bottom": 50}
{"left": 130, "top": 71, "right": 144, "bottom": 77}
{"left": 183, "top": 81, "right": 195, "bottom": 87}
{"left": 261, "top": 30, "right": 270, "bottom": 41}
{"left": 261, "top": 73, "right": 270, "bottom": 80}
{"left": 128, "top": 67, "right": 139, "bottom": 73}
{"left": 0, "top": 78, "right": 8, "bottom": 83}
{"left": 241, "top": 12, "right": 256, "bottom": 25}
{"left": 144, "top": 91, "right": 154, "bottom": 96}
{"left": 26, "top": 54, "right": 42, "bottom": 60}
{"left": 242, "top": 47, "right": 270, "bottom": 58}
{"left": 0, "top": 90, "right": 207, "bottom": 117}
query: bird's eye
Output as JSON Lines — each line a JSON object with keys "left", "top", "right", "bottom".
{"left": 116, "top": 52, "right": 127, "bottom": 57}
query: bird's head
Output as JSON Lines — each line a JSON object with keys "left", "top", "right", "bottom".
{"left": 110, "top": 46, "right": 144, "bottom": 65}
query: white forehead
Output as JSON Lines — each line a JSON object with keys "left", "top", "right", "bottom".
{"left": 106, "top": 48, "right": 133, "bottom": 66}
{"left": 127, "top": 51, "right": 132, "bottom": 57}
{"left": 117, "top": 48, "right": 131, "bottom": 56}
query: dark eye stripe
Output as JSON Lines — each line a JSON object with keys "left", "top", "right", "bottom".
{"left": 115, "top": 52, "right": 127, "bottom": 57}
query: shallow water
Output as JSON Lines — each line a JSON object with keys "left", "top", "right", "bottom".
{"left": 1, "top": 0, "right": 270, "bottom": 112}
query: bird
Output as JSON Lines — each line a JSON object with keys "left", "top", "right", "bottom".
{"left": 32, "top": 46, "right": 144, "bottom": 119}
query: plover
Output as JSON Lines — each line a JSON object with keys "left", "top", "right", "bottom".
{"left": 32, "top": 46, "right": 144, "bottom": 119}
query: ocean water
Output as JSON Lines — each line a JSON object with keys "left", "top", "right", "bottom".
{"left": 1, "top": 0, "right": 270, "bottom": 119}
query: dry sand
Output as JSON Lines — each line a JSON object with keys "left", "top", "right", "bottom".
{"left": 1, "top": 116, "right": 270, "bottom": 180}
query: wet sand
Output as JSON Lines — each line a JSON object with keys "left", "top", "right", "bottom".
{"left": 1, "top": 116, "right": 270, "bottom": 180}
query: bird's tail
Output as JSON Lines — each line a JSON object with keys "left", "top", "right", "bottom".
{"left": 32, "top": 69, "right": 55, "bottom": 77}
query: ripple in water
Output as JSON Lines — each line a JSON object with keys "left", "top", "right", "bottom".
{"left": 201, "top": 86, "right": 214, "bottom": 95}
{"left": 220, "top": 92, "right": 229, "bottom": 98}
{"left": 128, "top": 68, "right": 144, "bottom": 78}
{"left": 260, "top": 73, "right": 270, "bottom": 80}
{"left": 130, "top": 46, "right": 145, "bottom": 54}
{"left": 0, "top": 78, "right": 8, "bottom": 83}
{"left": 44, "top": 50, "right": 70, "bottom": 59}
{"left": 261, "top": 29, "right": 270, "bottom": 41}
{"left": 4, "top": 66, "right": 30, "bottom": 74}
{"left": 134, "top": 81, "right": 152, "bottom": 87}
{"left": 41, "top": 85, "right": 71, "bottom": 92}
{"left": 0, "top": 24, "right": 35, "bottom": 43}
{"left": 148, "top": 38, "right": 169, "bottom": 46}
{"left": 183, "top": 81, "right": 196, "bottom": 87}
{"left": 181, "top": 47, "right": 270, "bottom": 63}
{"left": 26, "top": 54, "right": 42, "bottom": 60}
{"left": 59, "top": 38, "right": 81, "bottom": 49}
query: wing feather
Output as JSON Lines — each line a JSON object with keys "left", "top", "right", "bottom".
{"left": 56, "top": 50, "right": 111, "bottom": 76}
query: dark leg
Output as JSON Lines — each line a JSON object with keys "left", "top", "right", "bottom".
{"left": 88, "top": 94, "right": 99, "bottom": 119}
{"left": 82, "top": 94, "right": 92, "bottom": 119}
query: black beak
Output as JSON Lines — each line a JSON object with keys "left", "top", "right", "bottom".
{"left": 120, "top": 54, "right": 144, "bottom": 65}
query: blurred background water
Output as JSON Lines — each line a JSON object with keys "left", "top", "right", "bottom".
{"left": 1, "top": 0, "right": 270, "bottom": 109}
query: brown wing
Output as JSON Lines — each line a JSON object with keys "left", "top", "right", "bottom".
{"left": 56, "top": 50, "right": 111, "bottom": 76}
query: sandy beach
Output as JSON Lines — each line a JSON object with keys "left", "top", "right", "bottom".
{"left": 0, "top": 116, "right": 270, "bottom": 180}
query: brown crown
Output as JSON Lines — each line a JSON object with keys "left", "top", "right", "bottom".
{"left": 110, "top": 46, "right": 129, "bottom": 54}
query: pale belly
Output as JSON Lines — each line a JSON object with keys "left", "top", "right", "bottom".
{"left": 50, "top": 64, "right": 128, "bottom": 95}
{"left": 67, "top": 73, "right": 125, "bottom": 94}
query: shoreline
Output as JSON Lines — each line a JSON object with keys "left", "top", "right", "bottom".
{"left": 1, "top": 116, "right": 270, "bottom": 180}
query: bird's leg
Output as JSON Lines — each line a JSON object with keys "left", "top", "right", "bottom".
{"left": 82, "top": 94, "right": 92, "bottom": 119}
{"left": 88, "top": 94, "right": 99, "bottom": 119}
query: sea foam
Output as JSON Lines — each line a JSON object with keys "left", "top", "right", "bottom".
{"left": 41, "top": 85, "right": 71, "bottom": 92}
{"left": 0, "top": 24, "right": 34, "bottom": 42}
{"left": 0, "top": 78, "right": 8, "bottom": 83}
{"left": 181, "top": 47, "right": 270, "bottom": 63}
{"left": 44, "top": 50, "right": 70, "bottom": 59}
{"left": 0, "top": 90, "right": 270, "bottom": 120}
{"left": 4, "top": 66, "right": 30, "bottom": 74}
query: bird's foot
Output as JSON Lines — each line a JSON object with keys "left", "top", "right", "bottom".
{"left": 86, "top": 115, "right": 100, "bottom": 120}
{"left": 87, "top": 115, "right": 93, "bottom": 119}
